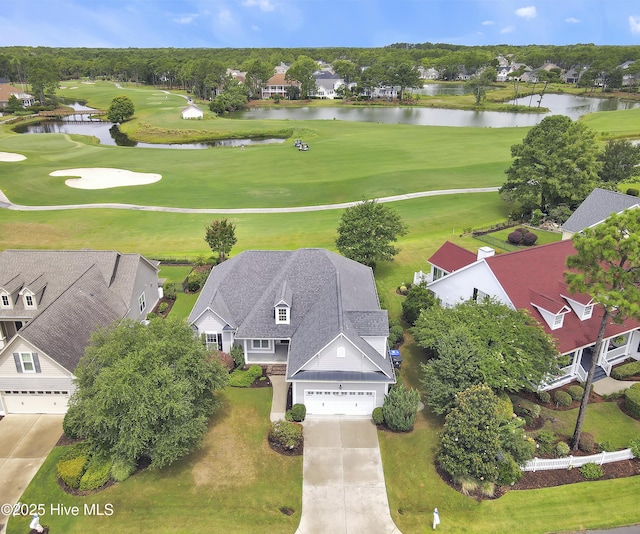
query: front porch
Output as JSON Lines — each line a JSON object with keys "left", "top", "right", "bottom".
{"left": 244, "top": 342, "right": 289, "bottom": 364}
{"left": 545, "top": 330, "right": 640, "bottom": 389}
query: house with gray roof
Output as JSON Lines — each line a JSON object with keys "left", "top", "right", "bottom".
{"left": 0, "top": 250, "right": 160, "bottom": 415}
{"left": 188, "top": 249, "right": 396, "bottom": 416}
{"left": 561, "top": 188, "right": 640, "bottom": 240}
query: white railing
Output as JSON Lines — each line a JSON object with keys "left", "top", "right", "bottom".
{"left": 523, "top": 449, "right": 634, "bottom": 472}
{"left": 606, "top": 345, "right": 628, "bottom": 360}
{"left": 413, "top": 271, "right": 432, "bottom": 286}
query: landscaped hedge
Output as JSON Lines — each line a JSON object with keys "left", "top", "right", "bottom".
{"left": 56, "top": 443, "right": 92, "bottom": 489}
{"left": 372, "top": 407, "right": 384, "bottom": 425}
{"left": 79, "top": 455, "right": 113, "bottom": 491}
{"left": 579, "top": 432, "right": 596, "bottom": 454}
{"left": 554, "top": 390, "right": 572, "bottom": 407}
{"left": 269, "top": 420, "right": 303, "bottom": 449}
{"left": 567, "top": 385, "right": 585, "bottom": 401}
{"left": 612, "top": 360, "right": 640, "bottom": 380}
{"left": 537, "top": 390, "right": 551, "bottom": 404}
{"left": 625, "top": 383, "right": 640, "bottom": 419}
{"left": 111, "top": 457, "right": 136, "bottom": 483}
{"left": 228, "top": 365, "right": 263, "bottom": 387}
{"left": 580, "top": 462, "right": 603, "bottom": 480}
{"left": 286, "top": 404, "right": 306, "bottom": 422}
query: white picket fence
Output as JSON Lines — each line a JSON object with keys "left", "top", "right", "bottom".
{"left": 523, "top": 448, "right": 635, "bottom": 472}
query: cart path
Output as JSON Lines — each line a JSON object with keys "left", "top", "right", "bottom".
{"left": 0, "top": 187, "right": 499, "bottom": 214}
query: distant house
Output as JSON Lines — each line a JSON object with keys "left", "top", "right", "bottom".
{"left": 188, "top": 249, "right": 396, "bottom": 416}
{"left": 0, "top": 81, "right": 35, "bottom": 109}
{"left": 562, "top": 66, "right": 587, "bottom": 84}
{"left": 418, "top": 67, "right": 439, "bottom": 80}
{"left": 261, "top": 73, "right": 301, "bottom": 99}
{"left": 561, "top": 188, "right": 640, "bottom": 240}
{"left": 311, "top": 71, "right": 345, "bottom": 99}
{"left": 0, "top": 250, "right": 161, "bottom": 415}
{"left": 182, "top": 103, "right": 204, "bottom": 119}
{"left": 422, "top": 240, "right": 640, "bottom": 389}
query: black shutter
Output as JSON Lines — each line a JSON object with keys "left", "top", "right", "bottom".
{"left": 33, "top": 353, "right": 41, "bottom": 373}
{"left": 13, "top": 352, "right": 23, "bottom": 373}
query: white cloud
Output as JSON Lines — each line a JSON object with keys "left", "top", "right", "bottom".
{"left": 500, "top": 26, "right": 515, "bottom": 34}
{"left": 218, "top": 8, "right": 234, "bottom": 25}
{"left": 565, "top": 17, "right": 581, "bottom": 24}
{"left": 515, "top": 6, "right": 537, "bottom": 19}
{"left": 251, "top": 24, "right": 260, "bottom": 31}
{"left": 630, "top": 16, "right": 640, "bottom": 34}
{"left": 242, "top": 0, "right": 275, "bottom": 12}
{"left": 481, "top": 20, "right": 495, "bottom": 26}
{"left": 174, "top": 14, "right": 199, "bottom": 24}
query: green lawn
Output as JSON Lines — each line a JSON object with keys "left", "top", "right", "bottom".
{"left": 7, "top": 388, "right": 302, "bottom": 534}
{"left": 4, "top": 82, "right": 640, "bottom": 533}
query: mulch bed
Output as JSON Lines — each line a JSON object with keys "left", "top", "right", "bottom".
{"left": 152, "top": 296, "right": 176, "bottom": 317}
{"left": 268, "top": 436, "right": 303, "bottom": 456}
{"left": 250, "top": 367, "right": 272, "bottom": 388}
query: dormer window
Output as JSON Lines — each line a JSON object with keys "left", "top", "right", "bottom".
{"left": 583, "top": 304, "right": 594, "bottom": 320}
{"left": 553, "top": 314, "right": 564, "bottom": 328}
{"left": 0, "top": 293, "right": 10, "bottom": 308}
{"left": 23, "top": 291, "right": 36, "bottom": 309}
{"left": 276, "top": 306, "right": 290, "bottom": 324}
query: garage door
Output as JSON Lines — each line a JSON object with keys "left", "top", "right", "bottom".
{"left": 304, "top": 390, "right": 375, "bottom": 416}
{"left": 2, "top": 391, "right": 69, "bottom": 414}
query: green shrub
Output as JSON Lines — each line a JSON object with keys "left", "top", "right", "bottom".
{"left": 163, "top": 282, "right": 177, "bottom": 300}
{"left": 598, "top": 440, "right": 614, "bottom": 453}
{"left": 62, "top": 405, "right": 85, "bottom": 439}
{"left": 580, "top": 462, "right": 603, "bottom": 480}
{"left": 567, "top": 385, "right": 585, "bottom": 401}
{"left": 60, "top": 441, "right": 92, "bottom": 461}
{"left": 388, "top": 319, "right": 404, "bottom": 347}
{"left": 57, "top": 455, "right": 89, "bottom": 489}
{"left": 288, "top": 404, "right": 306, "bottom": 422}
{"left": 629, "top": 437, "right": 640, "bottom": 457}
{"left": 625, "top": 384, "right": 640, "bottom": 419}
{"left": 496, "top": 454, "right": 523, "bottom": 486}
{"left": 612, "top": 360, "right": 640, "bottom": 380}
{"left": 554, "top": 390, "right": 572, "bottom": 407}
{"left": 79, "top": 455, "right": 113, "bottom": 491}
{"left": 230, "top": 345, "right": 245, "bottom": 368}
{"left": 626, "top": 188, "right": 639, "bottom": 197}
{"left": 530, "top": 403, "right": 541, "bottom": 419}
{"left": 111, "top": 457, "right": 136, "bottom": 483}
{"left": 536, "top": 430, "right": 557, "bottom": 455}
{"left": 537, "top": 390, "right": 551, "bottom": 404}
{"left": 530, "top": 209, "right": 545, "bottom": 226}
{"left": 382, "top": 386, "right": 420, "bottom": 432}
{"left": 372, "top": 407, "right": 384, "bottom": 425}
{"left": 228, "top": 365, "right": 263, "bottom": 387}
{"left": 186, "top": 269, "right": 209, "bottom": 292}
{"left": 496, "top": 392, "right": 514, "bottom": 420}
{"left": 269, "top": 420, "right": 303, "bottom": 449}
{"left": 578, "top": 432, "right": 596, "bottom": 453}
{"left": 157, "top": 302, "right": 169, "bottom": 313}
{"left": 555, "top": 441, "right": 570, "bottom": 458}
{"left": 401, "top": 284, "right": 437, "bottom": 326}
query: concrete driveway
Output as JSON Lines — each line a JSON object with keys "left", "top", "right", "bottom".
{"left": 296, "top": 417, "right": 401, "bottom": 534}
{"left": 0, "top": 414, "right": 63, "bottom": 534}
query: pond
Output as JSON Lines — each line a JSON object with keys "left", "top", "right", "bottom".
{"left": 410, "top": 83, "right": 470, "bottom": 96}
{"left": 14, "top": 120, "right": 286, "bottom": 149}
{"left": 229, "top": 93, "right": 640, "bottom": 128}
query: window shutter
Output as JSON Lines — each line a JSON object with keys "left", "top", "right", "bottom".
{"left": 13, "top": 352, "right": 22, "bottom": 373}
{"left": 33, "top": 353, "right": 41, "bottom": 373}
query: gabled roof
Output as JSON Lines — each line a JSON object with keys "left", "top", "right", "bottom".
{"left": 562, "top": 188, "right": 640, "bottom": 234}
{"left": 428, "top": 241, "right": 477, "bottom": 273}
{"left": 0, "top": 250, "right": 157, "bottom": 371}
{"left": 188, "top": 249, "right": 394, "bottom": 382}
{"left": 485, "top": 240, "right": 639, "bottom": 353}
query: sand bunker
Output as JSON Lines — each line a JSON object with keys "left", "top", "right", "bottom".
{"left": 0, "top": 152, "right": 26, "bottom": 162}
{"left": 50, "top": 168, "right": 162, "bottom": 190}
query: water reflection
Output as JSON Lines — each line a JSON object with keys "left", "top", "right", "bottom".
{"left": 14, "top": 121, "right": 286, "bottom": 149}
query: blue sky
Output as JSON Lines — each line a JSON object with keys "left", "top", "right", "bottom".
{"left": 2, "top": 0, "right": 640, "bottom": 48}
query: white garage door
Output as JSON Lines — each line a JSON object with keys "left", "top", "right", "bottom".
{"left": 2, "top": 392, "right": 69, "bottom": 414}
{"left": 304, "top": 390, "right": 375, "bottom": 416}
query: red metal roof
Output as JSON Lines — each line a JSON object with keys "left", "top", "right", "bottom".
{"left": 485, "top": 240, "right": 638, "bottom": 353}
{"left": 428, "top": 241, "right": 477, "bottom": 273}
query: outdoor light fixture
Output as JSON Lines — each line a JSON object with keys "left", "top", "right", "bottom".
{"left": 339, "top": 384, "right": 342, "bottom": 390}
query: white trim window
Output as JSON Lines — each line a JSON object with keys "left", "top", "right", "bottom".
{"left": 205, "top": 332, "right": 222, "bottom": 351}
{"left": 251, "top": 339, "right": 272, "bottom": 351}
{"left": 23, "top": 292, "right": 36, "bottom": 309}
{"left": 0, "top": 292, "right": 11, "bottom": 309}
{"left": 20, "top": 353, "right": 35, "bottom": 373}
{"left": 138, "top": 293, "right": 146, "bottom": 313}
{"left": 553, "top": 314, "right": 564, "bottom": 328}
{"left": 276, "top": 306, "right": 290, "bottom": 324}
{"left": 583, "top": 304, "right": 594, "bottom": 320}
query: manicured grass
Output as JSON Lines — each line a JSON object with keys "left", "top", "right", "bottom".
{"left": 7, "top": 388, "right": 302, "bottom": 534}
{"left": 157, "top": 264, "right": 193, "bottom": 286}
{"left": 168, "top": 291, "right": 200, "bottom": 321}
{"left": 381, "top": 353, "right": 640, "bottom": 533}
{"left": 581, "top": 107, "right": 640, "bottom": 138}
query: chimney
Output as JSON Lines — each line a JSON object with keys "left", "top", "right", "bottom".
{"left": 477, "top": 246, "right": 495, "bottom": 261}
